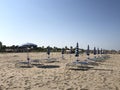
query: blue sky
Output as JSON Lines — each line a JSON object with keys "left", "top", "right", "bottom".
{"left": 0, "top": 0, "right": 120, "bottom": 50}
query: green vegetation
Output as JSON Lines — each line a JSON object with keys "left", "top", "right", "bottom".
{"left": 0, "top": 41, "right": 119, "bottom": 54}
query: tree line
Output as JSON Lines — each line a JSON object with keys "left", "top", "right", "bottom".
{"left": 0, "top": 41, "right": 75, "bottom": 53}
{"left": 0, "top": 41, "right": 119, "bottom": 54}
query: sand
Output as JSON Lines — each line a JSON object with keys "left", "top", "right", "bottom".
{"left": 0, "top": 52, "right": 120, "bottom": 90}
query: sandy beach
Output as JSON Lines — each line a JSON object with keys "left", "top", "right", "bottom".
{"left": 0, "top": 52, "right": 120, "bottom": 90}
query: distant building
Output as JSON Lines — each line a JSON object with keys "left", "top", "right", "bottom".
{"left": 20, "top": 43, "right": 37, "bottom": 48}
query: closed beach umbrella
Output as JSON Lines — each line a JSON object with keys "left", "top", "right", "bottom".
{"left": 47, "top": 46, "right": 50, "bottom": 55}
{"left": 61, "top": 48, "right": 65, "bottom": 54}
{"left": 97, "top": 48, "right": 100, "bottom": 54}
{"left": 75, "top": 42, "right": 79, "bottom": 57}
{"left": 70, "top": 46, "right": 73, "bottom": 58}
{"left": 70, "top": 46, "right": 73, "bottom": 54}
{"left": 101, "top": 48, "right": 103, "bottom": 54}
{"left": 61, "top": 48, "right": 65, "bottom": 59}
{"left": 47, "top": 46, "right": 50, "bottom": 59}
{"left": 86, "top": 45, "right": 90, "bottom": 56}
{"left": 94, "top": 47, "right": 96, "bottom": 55}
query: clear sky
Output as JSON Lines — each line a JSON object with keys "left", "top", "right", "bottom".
{"left": 0, "top": 0, "right": 120, "bottom": 50}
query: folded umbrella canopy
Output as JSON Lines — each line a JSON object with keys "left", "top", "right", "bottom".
{"left": 86, "top": 45, "right": 90, "bottom": 59}
{"left": 75, "top": 42, "right": 79, "bottom": 57}
{"left": 86, "top": 45, "right": 90, "bottom": 56}
{"left": 94, "top": 47, "right": 97, "bottom": 55}
{"left": 47, "top": 46, "right": 50, "bottom": 58}
{"left": 61, "top": 48, "right": 65, "bottom": 54}
{"left": 61, "top": 48, "right": 65, "bottom": 59}
{"left": 101, "top": 48, "right": 103, "bottom": 54}
{"left": 97, "top": 48, "right": 100, "bottom": 55}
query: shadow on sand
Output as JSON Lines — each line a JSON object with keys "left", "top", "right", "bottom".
{"left": 69, "top": 66, "right": 94, "bottom": 71}
{"left": 91, "top": 68, "right": 113, "bottom": 71}
{"left": 15, "top": 62, "right": 33, "bottom": 68}
{"left": 37, "top": 65, "right": 60, "bottom": 69}
{"left": 18, "top": 65, "right": 33, "bottom": 68}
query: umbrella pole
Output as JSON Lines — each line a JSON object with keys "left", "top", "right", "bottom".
{"left": 76, "top": 56, "right": 79, "bottom": 62}
{"left": 87, "top": 55, "right": 89, "bottom": 59}
{"left": 62, "top": 54, "right": 64, "bottom": 59}
{"left": 70, "top": 53, "right": 71, "bottom": 59}
{"left": 48, "top": 54, "right": 50, "bottom": 60}
{"left": 94, "top": 55, "right": 96, "bottom": 59}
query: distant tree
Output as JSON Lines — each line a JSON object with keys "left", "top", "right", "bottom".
{"left": 80, "top": 49, "right": 85, "bottom": 54}
{"left": 65, "top": 46, "right": 69, "bottom": 50}
{"left": 40, "top": 46, "right": 45, "bottom": 52}
{"left": 1, "top": 45, "right": 6, "bottom": 52}
{"left": 110, "top": 50, "right": 117, "bottom": 54}
{"left": 70, "top": 46, "right": 73, "bottom": 49}
{"left": 70, "top": 46, "right": 74, "bottom": 53}
{"left": 42, "top": 46, "right": 44, "bottom": 49}
{"left": 53, "top": 46, "right": 58, "bottom": 52}
{"left": 11, "top": 45, "right": 15, "bottom": 49}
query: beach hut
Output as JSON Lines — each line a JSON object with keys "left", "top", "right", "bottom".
{"left": 21, "top": 43, "right": 37, "bottom": 48}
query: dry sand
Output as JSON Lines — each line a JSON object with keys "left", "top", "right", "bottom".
{"left": 0, "top": 52, "right": 120, "bottom": 90}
